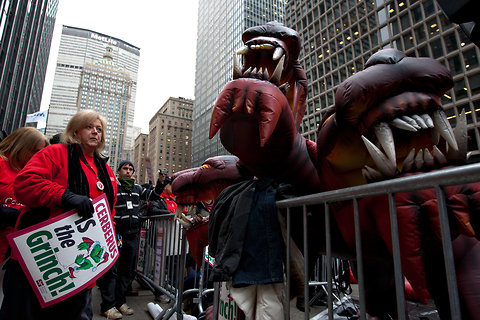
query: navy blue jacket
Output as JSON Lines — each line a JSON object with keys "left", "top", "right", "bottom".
{"left": 208, "top": 179, "right": 284, "bottom": 286}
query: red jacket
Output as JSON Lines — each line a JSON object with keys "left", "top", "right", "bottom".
{"left": 14, "top": 143, "right": 117, "bottom": 219}
{"left": 0, "top": 157, "right": 23, "bottom": 261}
{"left": 0, "top": 157, "right": 23, "bottom": 210}
{"left": 13, "top": 144, "right": 117, "bottom": 288}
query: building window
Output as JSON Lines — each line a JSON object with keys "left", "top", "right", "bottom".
{"left": 448, "top": 55, "right": 463, "bottom": 76}
{"left": 430, "top": 39, "right": 444, "bottom": 59}
{"left": 426, "top": 17, "right": 440, "bottom": 38}
{"left": 403, "top": 32, "right": 414, "bottom": 50}
{"left": 411, "top": 6, "right": 423, "bottom": 24}
{"left": 454, "top": 79, "right": 468, "bottom": 100}
{"left": 414, "top": 25, "right": 426, "bottom": 43}
{"left": 444, "top": 32, "right": 458, "bottom": 53}
{"left": 400, "top": 14, "right": 410, "bottom": 29}
{"left": 469, "top": 74, "right": 480, "bottom": 96}
{"left": 464, "top": 49, "right": 479, "bottom": 70}
{"left": 417, "top": 45, "right": 429, "bottom": 57}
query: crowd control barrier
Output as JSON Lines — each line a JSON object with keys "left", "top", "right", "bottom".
{"left": 136, "top": 213, "right": 215, "bottom": 320}
{"left": 276, "top": 162, "right": 480, "bottom": 320}
{"left": 136, "top": 162, "right": 480, "bottom": 320}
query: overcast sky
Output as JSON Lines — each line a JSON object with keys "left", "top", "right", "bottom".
{"left": 41, "top": 0, "right": 199, "bottom": 132}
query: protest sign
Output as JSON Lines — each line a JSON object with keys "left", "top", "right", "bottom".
{"left": 136, "top": 228, "right": 147, "bottom": 273}
{"left": 7, "top": 194, "right": 118, "bottom": 308}
{"left": 145, "top": 157, "right": 154, "bottom": 183}
{"left": 218, "top": 282, "right": 244, "bottom": 320}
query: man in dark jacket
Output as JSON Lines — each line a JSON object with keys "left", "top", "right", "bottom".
{"left": 147, "top": 176, "right": 175, "bottom": 216}
{"left": 97, "top": 160, "right": 164, "bottom": 319}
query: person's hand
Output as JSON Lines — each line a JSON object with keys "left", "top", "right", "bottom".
{"left": 0, "top": 205, "right": 20, "bottom": 228}
{"left": 62, "top": 189, "right": 94, "bottom": 218}
{"left": 154, "top": 176, "right": 168, "bottom": 195}
{"left": 205, "top": 305, "right": 214, "bottom": 320}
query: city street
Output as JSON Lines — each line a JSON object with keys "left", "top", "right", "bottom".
{"left": 91, "top": 279, "right": 327, "bottom": 320}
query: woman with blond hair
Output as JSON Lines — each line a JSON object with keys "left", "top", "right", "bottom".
{"left": 0, "top": 110, "right": 117, "bottom": 320}
{"left": 0, "top": 127, "right": 48, "bottom": 261}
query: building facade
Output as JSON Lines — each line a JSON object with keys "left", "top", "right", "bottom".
{"left": 0, "top": 0, "right": 58, "bottom": 133}
{"left": 133, "top": 133, "right": 149, "bottom": 185}
{"left": 148, "top": 97, "right": 193, "bottom": 177}
{"left": 286, "top": 0, "right": 480, "bottom": 158}
{"left": 46, "top": 25, "right": 140, "bottom": 169}
{"left": 77, "top": 47, "right": 134, "bottom": 168}
{"left": 191, "top": 0, "right": 286, "bottom": 166}
{"left": 124, "top": 125, "right": 142, "bottom": 166}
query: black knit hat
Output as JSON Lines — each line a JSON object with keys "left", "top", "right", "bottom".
{"left": 118, "top": 160, "right": 135, "bottom": 172}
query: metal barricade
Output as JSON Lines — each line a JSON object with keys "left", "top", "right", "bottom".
{"left": 181, "top": 246, "right": 216, "bottom": 317}
{"left": 135, "top": 214, "right": 186, "bottom": 319}
{"left": 136, "top": 214, "right": 215, "bottom": 320}
{"left": 276, "top": 163, "right": 480, "bottom": 320}
{"left": 135, "top": 163, "right": 480, "bottom": 319}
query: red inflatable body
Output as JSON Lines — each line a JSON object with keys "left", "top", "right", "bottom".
{"left": 173, "top": 22, "right": 480, "bottom": 319}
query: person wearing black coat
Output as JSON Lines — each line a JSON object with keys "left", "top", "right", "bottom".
{"left": 146, "top": 176, "right": 175, "bottom": 216}
{"left": 97, "top": 160, "right": 164, "bottom": 319}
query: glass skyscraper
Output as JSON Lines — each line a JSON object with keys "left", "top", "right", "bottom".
{"left": 192, "top": 0, "right": 287, "bottom": 166}
{"left": 46, "top": 25, "right": 140, "bottom": 169}
{"left": 286, "top": 0, "right": 480, "bottom": 159}
{"left": 0, "top": 0, "right": 58, "bottom": 133}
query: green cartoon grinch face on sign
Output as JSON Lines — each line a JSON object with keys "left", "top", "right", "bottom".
{"left": 68, "top": 237, "right": 109, "bottom": 278}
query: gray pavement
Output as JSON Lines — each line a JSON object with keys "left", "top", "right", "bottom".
{"left": 91, "top": 279, "right": 326, "bottom": 320}
{"left": 92, "top": 281, "right": 157, "bottom": 320}
{"left": 91, "top": 282, "right": 439, "bottom": 320}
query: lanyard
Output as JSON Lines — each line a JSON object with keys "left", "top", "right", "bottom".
{"left": 79, "top": 151, "right": 104, "bottom": 191}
